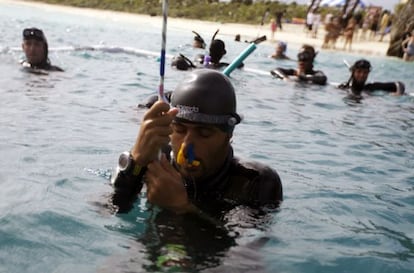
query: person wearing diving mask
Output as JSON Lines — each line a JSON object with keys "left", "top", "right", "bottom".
{"left": 21, "top": 27, "right": 63, "bottom": 72}
{"left": 338, "top": 59, "right": 405, "bottom": 101}
{"left": 111, "top": 69, "right": 282, "bottom": 215}
{"left": 270, "top": 44, "right": 327, "bottom": 85}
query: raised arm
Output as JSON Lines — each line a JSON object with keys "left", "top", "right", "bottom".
{"left": 111, "top": 101, "right": 178, "bottom": 213}
{"left": 270, "top": 67, "right": 294, "bottom": 80}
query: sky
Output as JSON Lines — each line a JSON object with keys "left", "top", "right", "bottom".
{"left": 280, "top": 0, "right": 401, "bottom": 11}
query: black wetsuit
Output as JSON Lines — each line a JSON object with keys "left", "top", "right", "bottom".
{"left": 271, "top": 67, "right": 327, "bottom": 85}
{"left": 21, "top": 60, "right": 64, "bottom": 72}
{"left": 111, "top": 147, "right": 283, "bottom": 215}
{"left": 338, "top": 80, "right": 405, "bottom": 99}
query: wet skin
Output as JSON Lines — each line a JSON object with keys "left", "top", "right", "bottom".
{"left": 22, "top": 39, "right": 45, "bottom": 66}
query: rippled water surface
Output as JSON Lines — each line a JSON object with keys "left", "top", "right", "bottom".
{"left": 1, "top": 1, "right": 414, "bottom": 273}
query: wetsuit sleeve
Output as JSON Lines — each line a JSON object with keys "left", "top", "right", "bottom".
{"left": 270, "top": 68, "right": 295, "bottom": 79}
{"left": 110, "top": 164, "right": 146, "bottom": 213}
{"left": 298, "top": 70, "right": 327, "bottom": 85}
{"left": 364, "top": 81, "right": 405, "bottom": 94}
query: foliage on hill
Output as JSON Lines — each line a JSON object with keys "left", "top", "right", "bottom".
{"left": 28, "top": 0, "right": 343, "bottom": 25}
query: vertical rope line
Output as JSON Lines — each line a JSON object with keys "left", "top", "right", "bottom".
{"left": 158, "top": 0, "right": 168, "bottom": 102}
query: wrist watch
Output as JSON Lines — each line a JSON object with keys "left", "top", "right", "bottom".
{"left": 118, "top": 151, "right": 143, "bottom": 176}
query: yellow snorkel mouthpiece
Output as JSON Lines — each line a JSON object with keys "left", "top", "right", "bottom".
{"left": 177, "top": 143, "right": 200, "bottom": 167}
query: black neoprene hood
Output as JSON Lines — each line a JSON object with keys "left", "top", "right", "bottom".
{"left": 171, "top": 69, "right": 241, "bottom": 126}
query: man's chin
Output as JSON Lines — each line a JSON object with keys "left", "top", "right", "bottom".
{"left": 180, "top": 166, "right": 203, "bottom": 178}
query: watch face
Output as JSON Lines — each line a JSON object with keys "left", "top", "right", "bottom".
{"left": 118, "top": 152, "right": 130, "bottom": 171}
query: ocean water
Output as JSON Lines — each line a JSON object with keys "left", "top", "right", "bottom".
{"left": 1, "top": 1, "right": 414, "bottom": 273}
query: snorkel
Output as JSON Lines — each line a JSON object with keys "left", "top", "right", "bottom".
{"left": 207, "top": 29, "right": 222, "bottom": 65}
{"left": 177, "top": 143, "right": 200, "bottom": 167}
{"left": 192, "top": 30, "right": 206, "bottom": 49}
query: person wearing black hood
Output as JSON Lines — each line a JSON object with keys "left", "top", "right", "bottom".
{"left": 207, "top": 39, "right": 228, "bottom": 68}
{"left": 338, "top": 59, "right": 405, "bottom": 101}
{"left": 270, "top": 44, "right": 327, "bottom": 85}
{"left": 21, "top": 27, "right": 63, "bottom": 72}
{"left": 111, "top": 69, "right": 282, "bottom": 215}
{"left": 110, "top": 69, "right": 282, "bottom": 270}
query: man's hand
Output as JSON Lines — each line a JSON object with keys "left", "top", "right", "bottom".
{"left": 131, "top": 101, "right": 178, "bottom": 166}
{"left": 145, "top": 154, "right": 195, "bottom": 214}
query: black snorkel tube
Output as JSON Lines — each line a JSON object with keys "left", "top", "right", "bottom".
{"left": 211, "top": 29, "right": 220, "bottom": 43}
{"left": 192, "top": 30, "right": 206, "bottom": 49}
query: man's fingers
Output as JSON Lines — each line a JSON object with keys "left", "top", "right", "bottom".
{"left": 143, "top": 101, "right": 170, "bottom": 120}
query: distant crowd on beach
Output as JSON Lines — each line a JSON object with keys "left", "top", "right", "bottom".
{"left": 267, "top": 7, "right": 414, "bottom": 62}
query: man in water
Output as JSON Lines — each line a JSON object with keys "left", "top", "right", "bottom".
{"left": 111, "top": 69, "right": 283, "bottom": 215}
{"left": 270, "top": 41, "right": 290, "bottom": 60}
{"left": 338, "top": 59, "right": 405, "bottom": 100}
{"left": 21, "top": 27, "right": 63, "bottom": 72}
{"left": 208, "top": 39, "right": 227, "bottom": 68}
{"left": 270, "top": 44, "right": 327, "bottom": 85}
{"left": 193, "top": 38, "right": 243, "bottom": 70}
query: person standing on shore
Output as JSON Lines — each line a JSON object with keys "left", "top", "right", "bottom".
{"left": 343, "top": 17, "right": 357, "bottom": 51}
{"left": 312, "top": 10, "right": 321, "bottom": 39}
{"left": 378, "top": 10, "right": 390, "bottom": 42}
{"left": 275, "top": 10, "right": 284, "bottom": 31}
{"left": 270, "top": 18, "right": 277, "bottom": 41}
{"left": 305, "top": 10, "right": 314, "bottom": 37}
{"left": 402, "top": 30, "right": 414, "bottom": 62}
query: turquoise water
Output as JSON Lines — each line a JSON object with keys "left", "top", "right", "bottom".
{"left": 1, "top": 1, "right": 414, "bottom": 273}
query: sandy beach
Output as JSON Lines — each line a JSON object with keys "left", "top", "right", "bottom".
{"left": 7, "top": 0, "right": 390, "bottom": 56}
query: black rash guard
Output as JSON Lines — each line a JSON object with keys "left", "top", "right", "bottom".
{"left": 271, "top": 67, "right": 327, "bottom": 85}
{"left": 364, "top": 82, "right": 405, "bottom": 93}
{"left": 338, "top": 80, "right": 405, "bottom": 97}
{"left": 21, "top": 60, "right": 64, "bottom": 72}
{"left": 111, "top": 147, "right": 283, "bottom": 214}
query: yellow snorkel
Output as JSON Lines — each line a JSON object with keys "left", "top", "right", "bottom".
{"left": 176, "top": 143, "right": 200, "bottom": 167}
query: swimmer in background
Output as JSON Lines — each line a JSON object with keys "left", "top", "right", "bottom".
{"left": 338, "top": 59, "right": 405, "bottom": 101}
{"left": 270, "top": 41, "right": 290, "bottom": 60}
{"left": 192, "top": 31, "right": 206, "bottom": 49}
{"left": 21, "top": 27, "right": 63, "bottom": 72}
{"left": 194, "top": 38, "right": 244, "bottom": 69}
{"left": 270, "top": 44, "right": 327, "bottom": 85}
